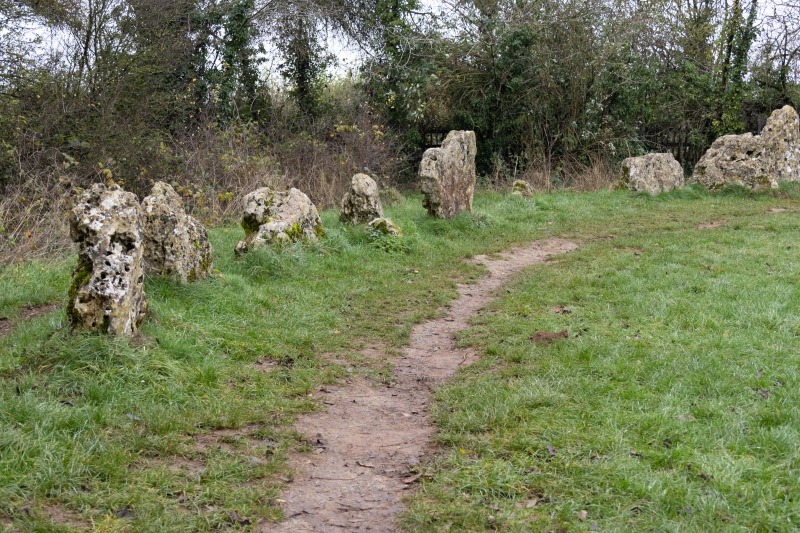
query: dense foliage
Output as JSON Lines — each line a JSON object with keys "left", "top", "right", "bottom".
{"left": 0, "top": 0, "right": 798, "bottom": 256}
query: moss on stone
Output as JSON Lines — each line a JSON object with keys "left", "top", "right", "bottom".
{"left": 66, "top": 256, "right": 92, "bottom": 327}
{"left": 285, "top": 222, "right": 304, "bottom": 241}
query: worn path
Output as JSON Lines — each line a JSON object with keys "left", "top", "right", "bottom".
{"left": 267, "top": 238, "right": 579, "bottom": 532}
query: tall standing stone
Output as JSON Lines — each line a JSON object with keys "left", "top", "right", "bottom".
{"left": 340, "top": 173, "right": 384, "bottom": 224}
{"left": 761, "top": 105, "right": 800, "bottom": 183}
{"left": 692, "top": 105, "right": 800, "bottom": 190}
{"left": 419, "top": 130, "right": 477, "bottom": 219}
{"left": 67, "top": 184, "right": 147, "bottom": 336}
{"left": 141, "top": 182, "right": 213, "bottom": 282}
{"left": 235, "top": 187, "right": 325, "bottom": 254}
{"left": 620, "top": 153, "right": 684, "bottom": 195}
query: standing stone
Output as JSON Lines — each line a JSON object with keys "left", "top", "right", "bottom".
{"left": 511, "top": 180, "right": 534, "bottom": 198}
{"left": 760, "top": 105, "right": 800, "bottom": 183}
{"left": 620, "top": 153, "right": 684, "bottom": 195}
{"left": 235, "top": 187, "right": 324, "bottom": 254}
{"left": 367, "top": 217, "right": 402, "bottom": 236}
{"left": 692, "top": 105, "right": 800, "bottom": 190}
{"left": 419, "top": 130, "right": 477, "bottom": 218}
{"left": 141, "top": 182, "right": 213, "bottom": 282}
{"left": 67, "top": 184, "right": 147, "bottom": 336}
{"left": 340, "top": 173, "right": 383, "bottom": 224}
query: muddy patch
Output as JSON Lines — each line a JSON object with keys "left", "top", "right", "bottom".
{"left": 253, "top": 358, "right": 279, "bottom": 373}
{"left": 268, "top": 238, "right": 579, "bottom": 532}
{"left": 143, "top": 455, "right": 206, "bottom": 477}
{"left": 41, "top": 504, "right": 90, "bottom": 531}
{"left": 530, "top": 329, "right": 569, "bottom": 343}
{"left": 698, "top": 221, "right": 726, "bottom": 229}
{"left": 0, "top": 302, "right": 60, "bottom": 338}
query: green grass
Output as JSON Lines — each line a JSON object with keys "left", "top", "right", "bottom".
{"left": 0, "top": 193, "right": 545, "bottom": 531}
{"left": 1, "top": 186, "right": 799, "bottom": 531}
{"left": 403, "top": 186, "right": 800, "bottom": 532}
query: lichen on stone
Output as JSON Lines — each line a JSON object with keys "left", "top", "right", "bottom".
{"left": 620, "top": 153, "right": 684, "bottom": 195}
{"left": 141, "top": 181, "right": 213, "bottom": 282}
{"left": 235, "top": 187, "right": 324, "bottom": 253}
{"left": 66, "top": 183, "right": 147, "bottom": 336}
{"left": 420, "top": 130, "right": 477, "bottom": 219}
{"left": 692, "top": 105, "right": 800, "bottom": 190}
{"left": 367, "top": 217, "right": 402, "bottom": 237}
{"left": 340, "top": 173, "right": 383, "bottom": 224}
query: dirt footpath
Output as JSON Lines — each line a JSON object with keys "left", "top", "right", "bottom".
{"left": 267, "top": 238, "right": 578, "bottom": 532}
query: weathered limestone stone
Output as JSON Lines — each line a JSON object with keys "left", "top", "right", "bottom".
{"left": 692, "top": 105, "right": 800, "bottom": 190}
{"left": 235, "top": 187, "right": 324, "bottom": 253}
{"left": 419, "top": 130, "right": 477, "bottom": 218}
{"left": 340, "top": 173, "right": 383, "bottom": 224}
{"left": 67, "top": 184, "right": 147, "bottom": 336}
{"left": 367, "top": 217, "right": 402, "bottom": 236}
{"left": 761, "top": 105, "right": 800, "bottom": 183}
{"left": 379, "top": 186, "right": 404, "bottom": 206}
{"left": 620, "top": 153, "right": 684, "bottom": 195}
{"left": 511, "top": 180, "right": 534, "bottom": 198}
{"left": 142, "top": 182, "right": 213, "bottom": 282}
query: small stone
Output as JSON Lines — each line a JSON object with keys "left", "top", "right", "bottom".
{"left": 235, "top": 187, "right": 324, "bottom": 253}
{"left": 620, "top": 153, "right": 684, "bottom": 194}
{"left": 141, "top": 182, "right": 213, "bottom": 282}
{"left": 692, "top": 105, "right": 800, "bottom": 190}
{"left": 67, "top": 184, "right": 147, "bottom": 336}
{"left": 511, "top": 180, "right": 534, "bottom": 198}
{"left": 379, "top": 186, "right": 404, "bottom": 206}
{"left": 367, "top": 217, "right": 402, "bottom": 237}
{"left": 340, "top": 173, "right": 383, "bottom": 224}
{"left": 420, "top": 130, "right": 477, "bottom": 219}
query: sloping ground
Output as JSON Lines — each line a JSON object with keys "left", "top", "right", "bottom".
{"left": 272, "top": 239, "right": 577, "bottom": 531}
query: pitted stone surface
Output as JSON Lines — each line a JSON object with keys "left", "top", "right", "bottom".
{"left": 235, "top": 187, "right": 324, "bottom": 253}
{"left": 142, "top": 182, "right": 213, "bottom": 282}
{"left": 692, "top": 105, "right": 800, "bottom": 190}
{"left": 620, "top": 153, "right": 684, "bottom": 195}
{"left": 420, "top": 130, "right": 477, "bottom": 219}
{"left": 341, "top": 174, "right": 384, "bottom": 224}
{"left": 67, "top": 184, "right": 147, "bottom": 336}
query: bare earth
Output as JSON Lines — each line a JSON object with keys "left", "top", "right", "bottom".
{"left": 267, "top": 238, "right": 578, "bottom": 532}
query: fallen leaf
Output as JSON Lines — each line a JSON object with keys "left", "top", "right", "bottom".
{"left": 629, "top": 449, "right": 641, "bottom": 458}
{"left": 547, "top": 445, "right": 557, "bottom": 456}
{"left": 402, "top": 474, "right": 421, "bottom": 484}
{"left": 577, "top": 509, "right": 588, "bottom": 521}
{"left": 356, "top": 461, "right": 375, "bottom": 468}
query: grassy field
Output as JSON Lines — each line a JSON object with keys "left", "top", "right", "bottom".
{"left": 1, "top": 186, "right": 799, "bottom": 531}
{"left": 404, "top": 186, "right": 800, "bottom": 532}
